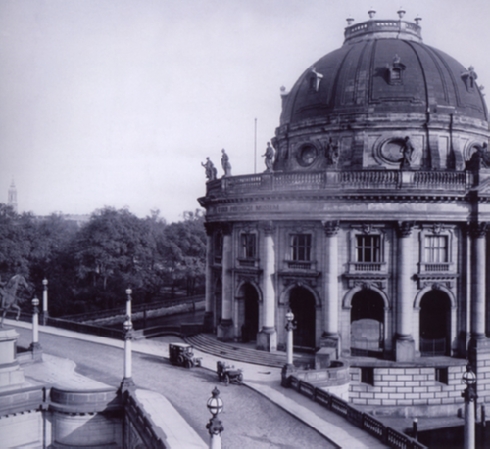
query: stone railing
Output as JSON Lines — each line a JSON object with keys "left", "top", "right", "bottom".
{"left": 205, "top": 170, "right": 471, "bottom": 198}
{"left": 285, "top": 378, "right": 427, "bottom": 449}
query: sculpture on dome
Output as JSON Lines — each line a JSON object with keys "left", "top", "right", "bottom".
{"left": 262, "top": 142, "right": 275, "bottom": 172}
{"left": 0, "top": 274, "right": 30, "bottom": 326}
{"left": 202, "top": 157, "right": 218, "bottom": 181}
{"left": 399, "top": 136, "right": 415, "bottom": 169}
{"left": 221, "top": 149, "right": 232, "bottom": 177}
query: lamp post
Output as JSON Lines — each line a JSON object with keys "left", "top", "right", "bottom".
{"left": 462, "top": 364, "right": 477, "bottom": 449}
{"left": 281, "top": 310, "right": 296, "bottom": 387}
{"left": 125, "top": 288, "right": 132, "bottom": 319}
{"left": 29, "top": 297, "right": 42, "bottom": 359}
{"left": 42, "top": 278, "right": 48, "bottom": 325}
{"left": 206, "top": 387, "right": 224, "bottom": 449}
{"left": 121, "top": 318, "right": 134, "bottom": 389}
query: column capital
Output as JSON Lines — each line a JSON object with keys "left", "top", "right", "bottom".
{"left": 468, "top": 221, "right": 488, "bottom": 239}
{"left": 396, "top": 221, "right": 415, "bottom": 238}
{"left": 323, "top": 220, "right": 340, "bottom": 237}
{"left": 260, "top": 220, "right": 275, "bottom": 236}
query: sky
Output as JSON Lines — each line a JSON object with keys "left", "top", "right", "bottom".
{"left": 1, "top": 0, "right": 490, "bottom": 223}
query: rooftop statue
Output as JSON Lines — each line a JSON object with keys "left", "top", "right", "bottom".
{"left": 399, "top": 136, "right": 415, "bottom": 170}
{"left": 0, "top": 274, "right": 30, "bottom": 326}
{"left": 263, "top": 142, "right": 275, "bottom": 172}
{"left": 221, "top": 149, "right": 232, "bottom": 177}
{"left": 202, "top": 157, "right": 218, "bottom": 181}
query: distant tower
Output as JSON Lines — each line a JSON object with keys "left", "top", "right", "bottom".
{"left": 8, "top": 180, "right": 17, "bottom": 213}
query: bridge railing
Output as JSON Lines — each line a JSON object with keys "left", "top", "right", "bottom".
{"left": 288, "top": 378, "right": 427, "bottom": 449}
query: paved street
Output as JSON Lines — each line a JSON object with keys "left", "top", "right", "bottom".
{"left": 16, "top": 328, "right": 335, "bottom": 449}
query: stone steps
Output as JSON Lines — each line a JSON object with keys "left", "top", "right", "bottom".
{"left": 185, "top": 334, "right": 313, "bottom": 368}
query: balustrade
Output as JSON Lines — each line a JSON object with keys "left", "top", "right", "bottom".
{"left": 206, "top": 169, "right": 470, "bottom": 198}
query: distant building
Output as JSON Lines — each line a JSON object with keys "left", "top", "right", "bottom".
{"left": 199, "top": 11, "right": 490, "bottom": 416}
{"left": 8, "top": 180, "right": 17, "bottom": 213}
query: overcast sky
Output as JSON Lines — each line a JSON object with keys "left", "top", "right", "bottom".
{"left": 1, "top": 0, "right": 490, "bottom": 223}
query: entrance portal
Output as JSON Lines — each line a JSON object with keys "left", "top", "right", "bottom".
{"left": 289, "top": 287, "right": 316, "bottom": 350}
{"left": 350, "top": 290, "right": 384, "bottom": 356}
{"left": 240, "top": 283, "right": 259, "bottom": 342}
{"left": 419, "top": 290, "right": 451, "bottom": 356}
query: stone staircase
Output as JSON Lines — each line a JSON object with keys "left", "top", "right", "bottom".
{"left": 185, "top": 334, "right": 314, "bottom": 368}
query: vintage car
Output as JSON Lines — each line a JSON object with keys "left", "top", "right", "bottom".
{"left": 217, "top": 361, "right": 243, "bottom": 385}
{"left": 169, "top": 342, "right": 201, "bottom": 368}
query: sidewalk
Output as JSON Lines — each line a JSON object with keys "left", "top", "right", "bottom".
{"left": 7, "top": 319, "right": 388, "bottom": 448}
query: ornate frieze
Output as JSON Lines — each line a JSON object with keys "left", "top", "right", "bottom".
{"left": 343, "top": 273, "right": 389, "bottom": 290}
{"left": 415, "top": 274, "right": 458, "bottom": 290}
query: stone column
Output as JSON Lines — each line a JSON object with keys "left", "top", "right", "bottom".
{"left": 395, "top": 221, "right": 415, "bottom": 362}
{"left": 318, "top": 220, "right": 340, "bottom": 365}
{"left": 470, "top": 222, "right": 487, "bottom": 339}
{"left": 218, "top": 224, "right": 234, "bottom": 341}
{"left": 468, "top": 222, "right": 490, "bottom": 409}
{"left": 257, "top": 221, "right": 277, "bottom": 351}
{"left": 203, "top": 223, "right": 214, "bottom": 332}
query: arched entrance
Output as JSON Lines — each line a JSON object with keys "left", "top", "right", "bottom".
{"left": 419, "top": 290, "right": 451, "bottom": 356}
{"left": 289, "top": 287, "right": 316, "bottom": 350}
{"left": 239, "top": 283, "right": 259, "bottom": 342}
{"left": 350, "top": 290, "right": 384, "bottom": 356}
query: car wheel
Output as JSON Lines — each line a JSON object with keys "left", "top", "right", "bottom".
{"left": 237, "top": 373, "right": 243, "bottom": 383}
{"left": 184, "top": 359, "right": 193, "bottom": 369}
{"left": 177, "top": 356, "right": 184, "bottom": 366}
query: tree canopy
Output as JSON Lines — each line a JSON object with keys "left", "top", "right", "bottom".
{"left": 0, "top": 206, "right": 206, "bottom": 316}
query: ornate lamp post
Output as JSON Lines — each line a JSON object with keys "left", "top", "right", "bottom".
{"left": 121, "top": 318, "right": 134, "bottom": 389}
{"left": 42, "top": 278, "right": 48, "bottom": 325}
{"left": 281, "top": 310, "right": 296, "bottom": 386}
{"left": 462, "top": 364, "right": 477, "bottom": 449}
{"left": 125, "top": 288, "right": 132, "bottom": 318}
{"left": 206, "top": 387, "right": 224, "bottom": 449}
{"left": 29, "top": 297, "right": 42, "bottom": 359}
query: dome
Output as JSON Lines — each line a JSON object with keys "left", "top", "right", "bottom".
{"left": 273, "top": 16, "right": 489, "bottom": 173}
{"left": 280, "top": 19, "right": 487, "bottom": 126}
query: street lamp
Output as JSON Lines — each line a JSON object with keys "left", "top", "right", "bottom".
{"left": 462, "top": 364, "right": 477, "bottom": 449}
{"left": 125, "top": 288, "right": 132, "bottom": 319}
{"left": 42, "top": 278, "right": 48, "bottom": 325}
{"left": 206, "top": 387, "right": 224, "bottom": 449}
{"left": 29, "top": 297, "right": 42, "bottom": 359}
{"left": 281, "top": 309, "right": 296, "bottom": 387}
{"left": 121, "top": 318, "right": 134, "bottom": 389}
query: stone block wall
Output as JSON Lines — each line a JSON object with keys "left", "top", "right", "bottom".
{"left": 349, "top": 364, "right": 466, "bottom": 416}
{"left": 0, "top": 410, "right": 45, "bottom": 448}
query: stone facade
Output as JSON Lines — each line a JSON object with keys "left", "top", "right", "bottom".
{"left": 199, "top": 13, "right": 490, "bottom": 415}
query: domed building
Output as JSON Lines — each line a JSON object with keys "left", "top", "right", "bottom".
{"left": 199, "top": 10, "right": 490, "bottom": 413}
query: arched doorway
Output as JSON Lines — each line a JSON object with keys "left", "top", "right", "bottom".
{"left": 419, "top": 290, "right": 451, "bottom": 356}
{"left": 289, "top": 287, "right": 316, "bottom": 350}
{"left": 240, "top": 283, "right": 259, "bottom": 342}
{"left": 350, "top": 290, "right": 384, "bottom": 356}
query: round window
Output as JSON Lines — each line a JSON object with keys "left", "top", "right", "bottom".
{"left": 297, "top": 145, "right": 318, "bottom": 167}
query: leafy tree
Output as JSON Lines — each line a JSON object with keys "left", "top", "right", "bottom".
{"left": 163, "top": 209, "right": 206, "bottom": 296}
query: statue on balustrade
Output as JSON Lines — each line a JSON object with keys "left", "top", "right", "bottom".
{"left": 466, "top": 142, "right": 490, "bottom": 170}
{"left": 324, "top": 137, "right": 339, "bottom": 166}
{"left": 262, "top": 141, "right": 275, "bottom": 172}
{"left": 221, "top": 149, "right": 232, "bottom": 177}
{"left": 399, "top": 136, "right": 415, "bottom": 169}
{"left": 202, "top": 157, "right": 218, "bottom": 181}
